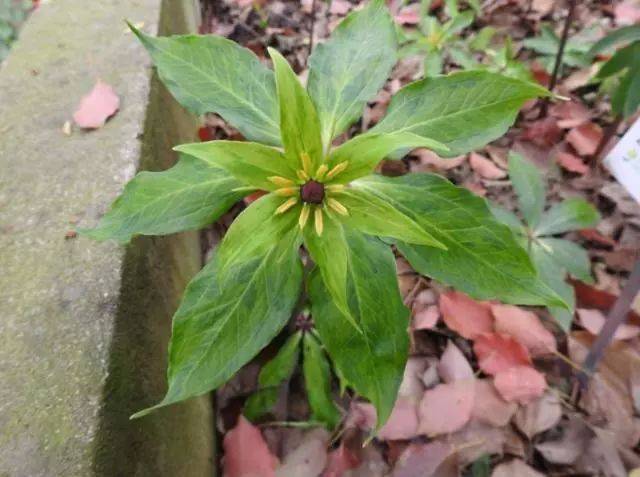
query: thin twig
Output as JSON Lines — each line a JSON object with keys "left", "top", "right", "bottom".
{"left": 306, "top": 0, "right": 317, "bottom": 67}
{"left": 576, "top": 258, "right": 640, "bottom": 390}
{"left": 539, "top": 0, "right": 576, "bottom": 118}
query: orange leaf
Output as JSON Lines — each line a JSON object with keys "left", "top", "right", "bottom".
{"left": 492, "top": 304, "right": 557, "bottom": 357}
{"left": 494, "top": 366, "right": 546, "bottom": 404}
{"left": 223, "top": 415, "right": 279, "bottom": 477}
{"left": 439, "top": 291, "right": 493, "bottom": 340}
{"left": 473, "top": 332, "right": 532, "bottom": 375}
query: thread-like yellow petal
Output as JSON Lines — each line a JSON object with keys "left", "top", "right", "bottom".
{"left": 300, "top": 152, "right": 312, "bottom": 174}
{"left": 274, "top": 187, "right": 299, "bottom": 197}
{"left": 299, "top": 204, "right": 310, "bottom": 229}
{"left": 326, "top": 184, "right": 345, "bottom": 193}
{"left": 327, "top": 198, "right": 349, "bottom": 216}
{"left": 275, "top": 197, "right": 298, "bottom": 214}
{"left": 326, "top": 161, "right": 349, "bottom": 180}
{"left": 314, "top": 207, "right": 324, "bottom": 236}
{"left": 315, "top": 164, "right": 328, "bottom": 181}
{"left": 297, "top": 169, "right": 310, "bottom": 182}
{"left": 268, "top": 176, "right": 295, "bottom": 188}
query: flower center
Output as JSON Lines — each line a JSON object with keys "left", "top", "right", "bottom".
{"left": 300, "top": 180, "right": 325, "bottom": 204}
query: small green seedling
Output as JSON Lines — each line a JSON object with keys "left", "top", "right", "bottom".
{"left": 82, "top": 0, "right": 567, "bottom": 429}
{"left": 588, "top": 24, "right": 640, "bottom": 119}
{"left": 492, "top": 153, "right": 600, "bottom": 331}
{"left": 524, "top": 24, "right": 597, "bottom": 73}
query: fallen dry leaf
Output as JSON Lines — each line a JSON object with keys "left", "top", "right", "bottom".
{"left": 615, "top": 0, "right": 640, "bottom": 25}
{"left": 418, "top": 380, "right": 475, "bottom": 436}
{"left": 556, "top": 151, "right": 589, "bottom": 174}
{"left": 329, "top": 0, "right": 351, "bottom": 15}
{"left": 413, "top": 150, "right": 467, "bottom": 172}
{"left": 345, "top": 402, "right": 377, "bottom": 432}
{"left": 566, "top": 122, "right": 603, "bottom": 156}
{"left": 491, "top": 459, "right": 544, "bottom": 477}
{"left": 575, "top": 427, "right": 627, "bottom": 477}
{"left": 394, "top": 4, "right": 420, "bottom": 25}
{"left": 493, "top": 366, "right": 546, "bottom": 404}
{"left": 521, "top": 117, "right": 563, "bottom": 147}
{"left": 412, "top": 305, "right": 439, "bottom": 330}
{"left": 577, "top": 308, "right": 640, "bottom": 340}
{"left": 323, "top": 441, "right": 360, "bottom": 477}
{"left": 469, "top": 152, "right": 507, "bottom": 179}
{"left": 471, "top": 379, "right": 517, "bottom": 427}
{"left": 438, "top": 341, "right": 474, "bottom": 383}
{"left": 514, "top": 391, "right": 562, "bottom": 439}
{"left": 473, "top": 333, "right": 532, "bottom": 375}
{"left": 399, "top": 357, "right": 428, "bottom": 402}
{"left": 378, "top": 397, "right": 420, "bottom": 441}
{"left": 535, "top": 415, "right": 591, "bottom": 465}
{"left": 551, "top": 99, "right": 592, "bottom": 129}
{"left": 439, "top": 291, "right": 493, "bottom": 340}
{"left": 392, "top": 441, "right": 457, "bottom": 477}
{"left": 223, "top": 415, "right": 279, "bottom": 477}
{"left": 73, "top": 80, "right": 120, "bottom": 129}
{"left": 276, "top": 428, "right": 329, "bottom": 477}
{"left": 492, "top": 304, "right": 557, "bottom": 357}
{"left": 447, "top": 420, "right": 506, "bottom": 466}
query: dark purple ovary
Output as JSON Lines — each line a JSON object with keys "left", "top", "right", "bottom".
{"left": 300, "top": 180, "right": 325, "bottom": 204}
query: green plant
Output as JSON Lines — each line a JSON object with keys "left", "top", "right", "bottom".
{"left": 524, "top": 23, "right": 597, "bottom": 73}
{"left": 82, "top": 1, "right": 568, "bottom": 429}
{"left": 588, "top": 24, "right": 640, "bottom": 119}
{"left": 0, "top": 0, "right": 31, "bottom": 61}
{"left": 491, "top": 153, "right": 600, "bottom": 331}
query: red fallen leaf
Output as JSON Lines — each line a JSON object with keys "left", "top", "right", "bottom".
{"left": 492, "top": 459, "right": 545, "bottom": 477}
{"left": 223, "top": 415, "right": 279, "bottom": 477}
{"left": 392, "top": 441, "right": 456, "bottom": 477}
{"left": 329, "top": 0, "right": 351, "bottom": 15}
{"left": 73, "top": 80, "right": 120, "bottom": 129}
{"left": 521, "top": 117, "right": 563, "bottom": 147}
{"left": 378, "top": 397, "right": 420, "bottom": 441}
{"left": 413, "top": 149, "right": 467, "bottom": 171}
{"left": 551, "top": 100, "right": 592, "bottom": 129}
{"left": 615, "top": 1, "right": 640, "bottom": 25}
{"left": 323, "top": 442, "right": 360, "bottom": 477}
{"left": 579, "top": 229, "right": 616, "bottom": 247}
{"left": 566, "top": 122, "right": 603, "bottom": 156}
{"left": 438, "top": 341, "right": 474, "bottom": 383}
{"left": 571, "top": 280, "right": 640, "bottom": 325}
{"left": 462, "top": 180, "right": 487, "bottom": 197}
{"left": 471, "top": 379, "right": 517, "bottom": 427}
{"left": 473, "top": 332, "right": 532, "bottom": 375}
{"left": 492, "top": 304, "right": 557, "bottom": 357}
{"left": 469, "top": 152, "right": 507, "bottom": 179}
{"left": 439, "top": 291, "right": 493, "bottom": 340}
{"left": 418, "top": 379, "right": 475, "bottom": 436}
{"left": 198, "top": 126, "right": 214, "bottom": 141}
{"left": 556, "top": 151, "right": 589, "bottom": 174}
{"left": 530, "top": 62, "right": 551, "bottom": 87}
{"left": 394, "top": 3, "right": 420, "bottom": 24}
{"left": 577, "top": 308, "right": 640, "bottom": 340}
{"left": 494, "top": 366, "right": 546, "bottom": 404}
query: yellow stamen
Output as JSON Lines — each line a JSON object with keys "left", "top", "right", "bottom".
{"left": 326, "top": 161, "right": 349, "bottom": 180}
{"left": 268, "top": 176, "right": 295, "bottom": 188}
{"left": 297, "top": 169, "right": 310, "bottom": 182}
{"left": 326, "top": 184, "right": 345, "bottom": 193}
{"left": 300, "top": 152, "right": 312, "bottom": 174}
{"left": 299, "top": 204, "right": 311, "bottom": 229}
{"left": 274, "top": 187, "right": 299, "bottom": 197}
{"left": 314, "top": 207, "right": 324, "bottom": 236}
{"left": 327, "top": 198, "right": 349, "bottom": 216}
{"left": 275, "top": 197, "right": 298, "bottom": 214}
{"left": 315, "top": 164, "right": 328, "bottom": 181}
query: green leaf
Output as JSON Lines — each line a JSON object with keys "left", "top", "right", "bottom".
{"left": 612, "top": 60, "right": 640, "bottom": 118}
{"left": 595, "top": 42, "right": 640, "bottom": 79}
{"left": 370, "top": 71, "right": 549, "bottom": 156}
{"left": 354, "top": 173, "right": 568, "bottom": 308}
{"left": 174, "top": 140, "right": 295, "bottom": 191}
{"left": 303, "top": 333, "right": 341, "bottom": 429}
{"left": 337, "top": 189, "right": 446, "bottom": 248}
{"left": 537, "top": 237, "right": 593, "bottom": 284}
{"left": 424, "top": 50, "right": 444, "bottom": 76}
{"left": 508, "top": 152, "right": 546, "bottom": 228}
{"left": 489, "top": 203, "right": 526, "bottom": 233}
{"left": 588, "top": 24, "right": 640, "bottom": 57}
{"left": 443, "top": 10, "right": 474, "bottom": 38}
{"left": 129, "top": 25, "right": 280, "bottom": 146}
{"left": 131, "top": 195, "right": 302, "bottom": 417}
{"left": 327, "top": 132, "right": 448, "bottom": 184}
{"left": 308, "top": 229, "right": 409, "bottom": 427}
{"left": 307, "top": 0, "right": 397, "bottom": 149}
{"left": 535, "top": 198, "right": 600, "bottom": 236}
{"left": 269, "top": 47, "right": 323, "bottom": 173}
{"left": 80, "top": 154, "right": 245, "bottom": 243}
{"left": 244, "top": 331, "right": 302, "bottom": 421}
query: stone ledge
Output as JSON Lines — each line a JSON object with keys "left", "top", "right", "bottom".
{"left": 0, "top": 1, "right": 214, "bottom": 476}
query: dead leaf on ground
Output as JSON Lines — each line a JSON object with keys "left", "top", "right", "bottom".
{"left": 474, "top": 333, "right": 532, "bottom": 375}
{"left": 471, "top": 379, "right": 517, "bottom": 427}
{"left": 491, "top": 459, "right": 544, "bottom": 477}
{"left": 535, "top": 415, "right": 592, "bottom": 465}
{"left": 493, "top": 366, "right": 547, "bottom": 404}
{"left": 615, "top": 0, "right": 640, "bottom": 25}
{"left": 73, "top": 80, "right": 120, "bottom": 129}
{"left": 447, "top": 420, "right": 506, "bottom": 466}
{"left": 492, "top": 304, "right": 557, "bottom": 357}
{"left": 378, "top": 397, "right": 420, "bottom": 441}
{"left": 469, "top": 152, "right": 508, "bottom": 179}
{"left": 514, "top": 391, "right": 562, "bottom": 439}
{"left": 566, "top": 122, "right": 603, "bottom": 156}
{"left": 577, "top": 308, "right": 640, "bottom": 340}
{"left": 323, "top": 441, "right": 360, "bottom": 477}
{"left": 276, "top": 428, "right": 329, "bottom": 477}
{"left": 439, "top": 291, "right": 493, "bottom": 340}
{"left": 223, "top": 415, "right": 279, "bottom": 477}
{"left": 418, "top": 380, "right": 475, "bottom": 436}
{"left": 412, "top": 304, "right": 440, "bottom": 330}
{"left": 392, "top": 441, "right": 457, "bottom": 477}
{"left": 556, "top": 151, "right": 589, "bottom": 175}
{"left": 438, "top": 341, "right": 474, "bottom": 383}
